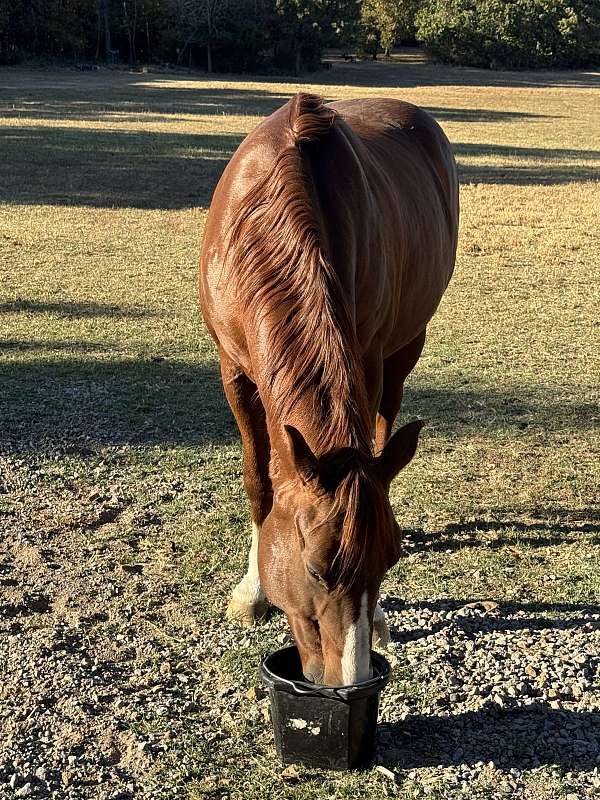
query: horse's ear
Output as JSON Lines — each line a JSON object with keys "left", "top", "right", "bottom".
{"left": 376, "top": 420, "right": 425, "bottom": 485}
{"left": 284, "top": 425, "right": 319, "bottom": 486}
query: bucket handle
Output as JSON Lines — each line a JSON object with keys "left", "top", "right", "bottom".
{"left": 267, "top": 670, "right": 388, "bottom": 700}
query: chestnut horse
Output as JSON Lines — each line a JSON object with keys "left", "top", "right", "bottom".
{"left": 200, "top": 93, "right": 458, "bottom": 685}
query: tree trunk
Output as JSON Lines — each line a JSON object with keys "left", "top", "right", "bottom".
{"left": 206, "top": 1, "right": 213, "bottom": 73}
{"left": 131, "top": 0, "right": 137, "bottom": 64}
{"left": 103, "top": 0, "right": 112, "bottom": 60}
{"left": 294, "top": 41, "right": 301, "bottom": 75}
{"left": 123, "top": 0, "right": 137, "bottom": 66}
{"left": 30, "top": 5, "right": 39, "bottom": 56}
{"left": 95, "top": 0, "right": 101, "bottom": 60}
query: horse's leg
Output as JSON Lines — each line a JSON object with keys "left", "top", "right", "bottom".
{"left": 220, "top": 353, "right": 272, "bottom": 627}
{"left": 373, "top": 329, "right": 426, "bottom": 647}
{"left": 375, "top": 329, "right": 427, "bottom": 454}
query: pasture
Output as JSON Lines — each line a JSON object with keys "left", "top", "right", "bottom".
{"left": 0, "top": 55, "right": 599, "bottom": 799}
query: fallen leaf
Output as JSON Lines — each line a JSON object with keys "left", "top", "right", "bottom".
{"left": 375, "top": 765, "right": 396, "bottom": 782}
{"left": 281, "top": 765, "right": 300, "bottom": 782}
{"left": 480, "top": 600, "right": 500, "bottom": 613}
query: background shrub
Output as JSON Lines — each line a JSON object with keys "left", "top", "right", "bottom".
{"left": 416, "top": 0, "right": 600, "bottom": 69}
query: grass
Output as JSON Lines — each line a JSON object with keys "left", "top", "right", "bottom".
{"left": 1, "top": 55, "right": 599, "bottom": 798}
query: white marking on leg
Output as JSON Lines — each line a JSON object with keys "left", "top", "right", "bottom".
{"left": 231, "top": 521, "right": 265, "bottom": 605}
{"left": 373, "top": 601, "right": 390, "bottom": 647}
{"left": 341, "top": 591, "right": 371, "bottom": 684}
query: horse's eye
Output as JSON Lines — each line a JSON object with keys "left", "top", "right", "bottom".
{"left": 306, "top": 565, "right": 325, "bottom": 585}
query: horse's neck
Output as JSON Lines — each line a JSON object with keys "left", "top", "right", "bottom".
{"left": 265, "top": 389, "right": 370, "bottom": 468}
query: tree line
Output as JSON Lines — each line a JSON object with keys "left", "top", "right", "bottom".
{"left": 1, "top": 0, "right": 598, "bottom": 72}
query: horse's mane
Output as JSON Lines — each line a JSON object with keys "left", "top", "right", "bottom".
{"left": 329, "top": 455, "right": 394, "bottom": 593}
{"left": 228, "top": 92, "right": 371, "bottom": 455}
{"left": 229, "top": 92, "right": 393, "bottom": 591}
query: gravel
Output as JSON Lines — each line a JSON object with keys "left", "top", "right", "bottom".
{"left": 0, "top": 484, "right": 230, "bottom": 800}
{"left": 377, "top": 596, "right": 600, "bottom": 797}
{"left": 1, "top": 487, "right": 598, "bottom": 798}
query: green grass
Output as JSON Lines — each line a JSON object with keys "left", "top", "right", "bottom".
{"left": 1, "top": 57, "right": 599, "bottom": 798}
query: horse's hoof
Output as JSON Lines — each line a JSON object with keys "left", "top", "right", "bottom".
{"left": 226, "top": 597, "right": 269, "bottom": 627}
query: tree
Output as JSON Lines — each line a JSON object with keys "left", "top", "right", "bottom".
{"left": 122, "top": 0, "right": 138, "bottom": 64}
{"left": 360, "top": 0, "right": 421, "bottom": 57}
{"left": 361, "top": 0, "right": 398, "bottom": 56}
{"left": 274, "top": 0, "right": 358, "bottom": 73}
{"left": 274, "top": 0, "right": 321, "bottom": 74}
{"left": 172, "top": 0, "right": 233, "bottom": 71}
{"left": 416, "top": 0, "right": 600, "bottom": 69}
{"left": 95, "top": 0, "right": 112, "bottom": 61}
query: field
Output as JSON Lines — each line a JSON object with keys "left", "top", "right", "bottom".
{"left": 1, "top": 55, "right": 599, "bottom": 799}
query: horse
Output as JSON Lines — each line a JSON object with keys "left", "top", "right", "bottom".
{"left": 200, "top": 92, "right": 458, "bottom": 686}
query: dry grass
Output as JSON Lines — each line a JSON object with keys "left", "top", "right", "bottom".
{"left": 0, "top": 57, "right": 599, "bottom": 798}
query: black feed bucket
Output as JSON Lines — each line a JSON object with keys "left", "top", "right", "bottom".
{"left": 261, "top": 646, "right": 391, "bottom": 770}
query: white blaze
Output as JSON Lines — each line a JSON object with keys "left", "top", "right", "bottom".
{"left": 341, "top": 591, "right": 372, "bottom": 684}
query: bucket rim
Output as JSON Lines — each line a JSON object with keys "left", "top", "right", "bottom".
{"left": 261, "top": 646, "right": 391, "bottom": 700}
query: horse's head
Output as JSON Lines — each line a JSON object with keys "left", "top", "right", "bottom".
{"left": 259, "top": 420, "right": 423, "bottom": 686}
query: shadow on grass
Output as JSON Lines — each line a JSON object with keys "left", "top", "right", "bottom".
{"left": 1, "top": 89, "right": 597, "bottom": 210}
{"left": 404, "top": 385, "right": 598, "bottom": 434}
{"left": 3, "top": 55, "right": 600, "bottom": 94}
{"left": 455, "top": 142, "right": 600, "bottom": 161}
{"left": 1, "top": 88, "right": 555, "bottom": 126}
{"left": 0, "top": 355, "right": 236, "bottom": 452}
{"left": 0, "top": 86, "right": 293, "bottom": 121}
{"left": 455, "top": 141, "right": 600, "bottom": 184}
{"left": 401, "top": 514, "right": 600, "bottom": 555}
{"left": 380, "top": 595, "right": 600, "bottom": 769}
{"left": 312, "top": 55, "right": 600, "bottom": 90}
{"left": 0, "top": 339, "right": 117, "bottom": 352}
{"left": 378, "top": 705, "right": 600, "bottom": 771}
{"left": 0, "top": 300, "right": 157, "bottom": 318}
{"left": 0, "top": 355, "right": 597, "bottom": 453}
{"left": 384, "top": 603, "right": 600, "bottom": 643}
{"left": 424, "top": 106, "right": 560, "bottom": 123}
{"left": 385, "top": 595, "right": 600, "bottom": 617}
{"left": 0, "top": 126, "right": 243, "bottom": 208}
{"left": 382, "top": 595, "right": 600, "bottom": 652}
{"left": 489, "top": 506, "right": 600, "bottom": 524}
{"left": 458, "top": 164, "right": 598, "bottom": 184}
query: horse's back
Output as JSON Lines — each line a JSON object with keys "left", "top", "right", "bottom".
{"left": 200, "top": 95, "right": 459, "bottom": 367}
{"left": 329, "top": 97, "right": 457, "bottom": 222}
{"left": 323, "top": 98, "right": 459, "bottom": 352}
